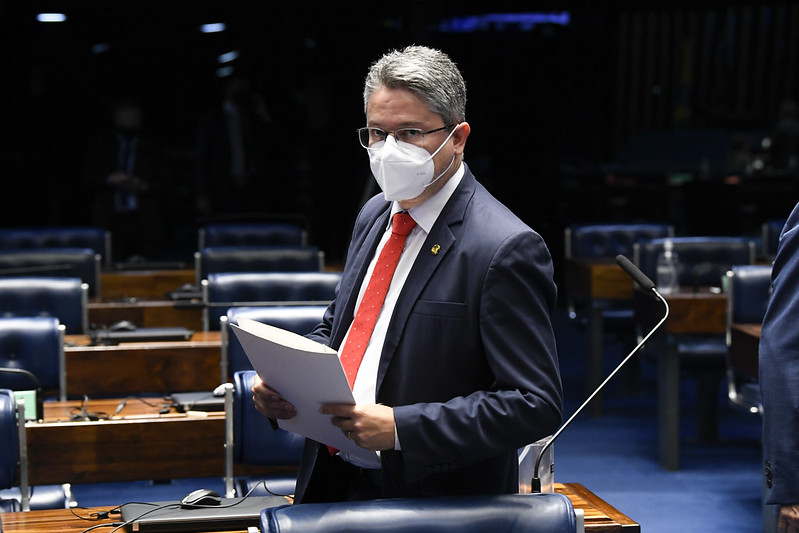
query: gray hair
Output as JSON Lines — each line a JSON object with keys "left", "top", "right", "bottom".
{"left": 363, "top": 45, "right": 467, "bottom": 125}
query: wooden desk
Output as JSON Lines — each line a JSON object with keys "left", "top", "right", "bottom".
{"left": 729, "top": 323, "right": 761, "bottom": 381}
{"left": 88, "top": 299, "right": 204, "bottom": 330}
{"left": 634, "top": 287, "right": 727, "bottom": 470}
{"left": 0, "top": 483, "right": 639, "bottom": 533}
{"left": 26, "top": 397, "right": 288, "bottom": 485}
{"left": 564, "top": 258, "right": 634, "bottom": 417}
{"left": 101, "top": 269, "right": 195, "bottom": 301}
{"left": 64, "top": 332, "right": 222, "bottom": 397}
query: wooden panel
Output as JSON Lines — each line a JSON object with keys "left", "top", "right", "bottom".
{"left": 88, "top": 300, "right": 203, "bottom": 330}
{"left": 28, "top": 415, "right": 224, "bottom": 484}
{"left": 101, "top": 269, "right": 195, "bottom": 300}
{"left": 564, "top": 258, "right": 633, "bottom": 301}
{"left": 634, "top": 287, "right": 725, "bottom": 335}
{"left": 27, "top": 397, "right": 295, "bottom": 485}
{"left": 64, "top": 332, "right": 222, "bottom": 396}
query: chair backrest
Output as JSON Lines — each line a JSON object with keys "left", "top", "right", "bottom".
{"left": 195, "top": 246, "right": 324, "bottom": 286}
{"left": 725, "top": 264, "right": 773, "bottom": 344}
{"left": 0, "top": 227, "right": 110, "bottom": 267}
{"left": 0, "top": 389, "right": 19, "bottom": 492}
{"left": 0, "top": 317, "right": 66, "bottom": 401}
{"left": 260, "top": 493, "right": 578, "bottom": 533}
{"left": 232, "top": 370, "right": 305, "bottom": 465}
{"left": 634, "top": 236, "right": 756, "bottom": 288}
{"left": 202, "top": 271, "right": 338, "bottom": 331}
{"left": 221, "top": 305, "right": 327, "bottom": 378}
{"left": 726, "top": 264, "right": 773, "bottom": 325}
{"left": 565, "top": 222, "right": 674, "bottom": 259}
{"left": 0, "top": 277, "right": 88, "bottom": 334}
{"left": 0, "top": 388, "right": 30, "bottom": 511}
{"left": 199, "top": 222, "right": 307, "bottom": 249}
{"left": 0, "top": 248, "right": 101, "bottom": 297}
{"left": 723, "top": 264, "right": 772, "bottom": 415}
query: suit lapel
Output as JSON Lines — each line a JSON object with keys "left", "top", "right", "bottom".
{"left": 375, "top": 170, "right": 476, "bottom": 394}
{"left": 330, "top": 206, "right": 391, "bottom": 350}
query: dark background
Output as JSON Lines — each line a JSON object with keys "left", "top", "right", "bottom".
{"left": 2, "top": 1, "right": 798, "bottom": 268}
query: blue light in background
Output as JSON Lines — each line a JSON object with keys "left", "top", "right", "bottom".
{"left": 438, "top": 12, "right": 570, "bottom": 33}
{"left": 200, "top": 22, "right": 226, "bottom": 33}
{"left": 217, "top": 50, "right": 240, "bottom": 64}
{"left": 37, "top": 13, "right": 67, "bottom": 23}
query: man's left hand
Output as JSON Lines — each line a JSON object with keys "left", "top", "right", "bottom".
{"left": 320, "top": 403, "right": 395, "bottom": 451}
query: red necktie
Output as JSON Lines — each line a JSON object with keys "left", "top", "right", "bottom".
{"left": 328, "top": 212, "right": 416, "bottom": 455}
{"left": 341, "top": 211, "right": 417, "bottom": 388}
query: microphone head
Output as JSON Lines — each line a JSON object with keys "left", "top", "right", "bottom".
{"left": 615, "top": 254, "right": 656, "bottom": 292}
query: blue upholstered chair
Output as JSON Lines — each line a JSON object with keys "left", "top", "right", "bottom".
{"left": 0, "top": 317, "right": 66, "bottom": 407}
{"left": 224, "top": 370, "right": 305, "bottom": 499}
{"left": 0, "top": 226, "right": 111, "bottom": 268}
{"left": 203, "top": 271, "right": 338, "bottom": 331}
{"left": 564, "top": 222, "right": 674, "bottom": 319}
{"left": 724, "top": 264, "right": 772, "bottom": 415}
{"left": 220, "top": 305, "right": 327, "bottom": 379}
{"left": 194, "top": 245, "right": 324, "bottom": 287}
{"left": 199, "top": 222, "right": 307, "bottom": 249}
{"left": 0, "top": 389, "right": 73, "bottom": 511}
{"left": 260, "top": 493, "right": 580, "bottom": 533}
{"left": 564, "top": 223, "right": 674, "bottom": 399}
{"left": 0, "top": 277, "right": 88, "bottom": 334}
{"left": 0, "top": 248, "right": 101, "bottom": 297}
{"left": 634, "top": 236, "right": 756, "bottom": 291}
{"left": 633, "top": 236, "right": 756, "bottom": 445}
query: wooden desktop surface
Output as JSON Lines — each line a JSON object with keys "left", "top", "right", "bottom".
{"left": 634, "top": 286, "right": 726, "bottom": 334}
{"left": 27, "top": 396, "right": 288, "bottom": 485}
{"left": 0, "top": 483, "right": 639, "bottom": 533}
{"left": 64, "top": 331, "right": 222, "bottom": 397}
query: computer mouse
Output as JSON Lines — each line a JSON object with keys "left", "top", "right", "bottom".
{"left": 180, "top": 488, "right": 222, "bottom": 507}
{"left": 109, "top": 320, "right": 137, "bottom": 332}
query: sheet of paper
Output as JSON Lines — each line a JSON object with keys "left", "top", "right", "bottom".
{"left": 230, "top": 317, "right": 377, "bottom": 464}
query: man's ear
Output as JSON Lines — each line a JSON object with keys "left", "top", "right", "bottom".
{"left": 452, "top": 122, "right": 471, "bottom": 155}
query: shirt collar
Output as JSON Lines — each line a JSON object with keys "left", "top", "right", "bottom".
{"left": 389, "top": 162, "right": 465, "bottom": 233}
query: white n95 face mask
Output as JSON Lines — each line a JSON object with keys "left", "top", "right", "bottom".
{"left": 368, "top": 126, "right": 458, "bottom": 202}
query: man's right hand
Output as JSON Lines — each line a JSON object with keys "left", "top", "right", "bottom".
{"left": 779, "top": 504, "right": 799, "bottom": 533}
{"left": 251, "top": 374, "right": 297, "bottom": 419}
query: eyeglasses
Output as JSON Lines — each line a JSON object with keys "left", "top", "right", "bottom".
{"left": 357, "top": 125, "right": 455, "bottom": 148}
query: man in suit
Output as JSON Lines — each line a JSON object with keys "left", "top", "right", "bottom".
{"left": 82, "top": 97, "right": 165, "bottom": 261}
{"left": 760, "top": 202, "right": 799, "bottom": 533}
{"left": 252, "top": 45, "right": 562, "bottom": 503}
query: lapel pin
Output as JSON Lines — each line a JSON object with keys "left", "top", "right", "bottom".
{"left": 431, "top": 244, "right": 441, "bottom": 255}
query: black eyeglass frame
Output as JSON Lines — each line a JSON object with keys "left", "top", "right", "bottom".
{"left": 357, "top": 124, "right": 456, "bottom": 148}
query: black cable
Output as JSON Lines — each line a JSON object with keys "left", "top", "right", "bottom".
{"left": 69, "top": 395, "right": 110, "bottom": 421}
{"left": 79, "top": 522, "right": 125, "bottom": 532}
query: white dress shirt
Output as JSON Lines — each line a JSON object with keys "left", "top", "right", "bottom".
{"left": 338, "top": 163, "right": 465, "bottom": 468}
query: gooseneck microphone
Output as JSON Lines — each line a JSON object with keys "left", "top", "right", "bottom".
{"left": 531, "top": 254, "right": 669, "bottom": 492}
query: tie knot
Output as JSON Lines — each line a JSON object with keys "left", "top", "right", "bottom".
{"left": 391, "top": 212, "right": 417, "bottom": 236}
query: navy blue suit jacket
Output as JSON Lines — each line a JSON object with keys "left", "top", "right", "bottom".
{"left": 760, "top": 202, "right": 799, "bottom": 505}
{"left": 298, "top": 165, "right": 563, "bottom": 502}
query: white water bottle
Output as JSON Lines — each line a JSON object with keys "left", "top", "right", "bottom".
{"left": 656, "top": 239, "right": 679, "bottom": 294}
